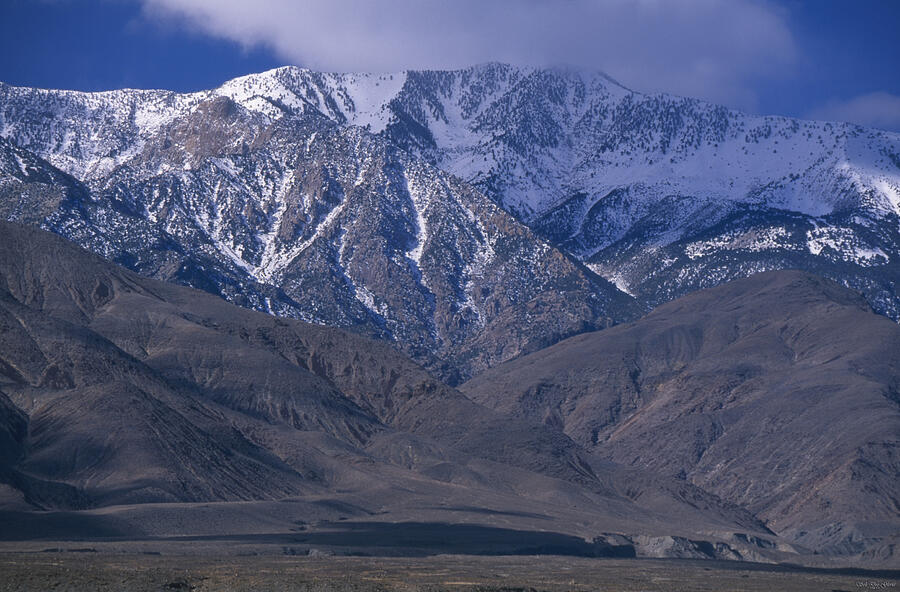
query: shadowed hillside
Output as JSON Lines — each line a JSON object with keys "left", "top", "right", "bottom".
{"left": 463, "top": 270, "right": 900, "bottom": 561}
{"left": 0, "top": 221, "right": 787, "bottom": 561}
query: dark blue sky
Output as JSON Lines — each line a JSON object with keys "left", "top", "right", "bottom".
{"left": 1, "top": 0, "right": 898, "bottom": 129}
{"left": 765, "top": 0, "right": 899, "bottom": 115}
{"left": 0, "top": 1, "right": 281, "bottom": 93}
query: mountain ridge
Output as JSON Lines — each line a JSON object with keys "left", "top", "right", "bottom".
{"left": 1, "top": 75, "right": 641, "bottom": 382}
{"left": 1, "top": 220, "right": 797, "bottom": 562}
{"left": 2, "top": 63, "right": 898, "bottom": 336}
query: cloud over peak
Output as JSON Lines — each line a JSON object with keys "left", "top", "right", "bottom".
{"left": 808, "top": 92, "right": 900, "bottom": 132}
{"left": 141, "top": 0, "right": 797, "bottom": 111}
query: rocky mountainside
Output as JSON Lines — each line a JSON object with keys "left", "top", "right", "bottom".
{"left": 0, "top": 221, "right": 790, "bottom": 561}
{"left": 1, "top": 65, "right": 898, "bottom": 373}
{"left": 0, "top": 80, "right": 638, "bottom": 384}
{"left": 357, "top": 64, "right": 900, "bottom": 319}
{"left": 2, "top": 59, "right": 899, "bottom": 563}
{"left": 462, "top": 270, "right": 900, "bottom": 562}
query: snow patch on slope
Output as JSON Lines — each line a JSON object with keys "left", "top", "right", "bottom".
{"left": 588, "top": 264, "right": 634, "bottom": 297}
{"left": 685, "top": 227, "right": 796, "bottom": 260}
{"left": 334, "top": 72, "right": 407, "bottom": 132}
{"left": 254, "top": 168, "right": 296, "bottom": 283}
{"left": 806, "top": 226, "right": 889, "bottom": 266}
{"left": 404, "top": 170, "right": 430, "bottom": 266}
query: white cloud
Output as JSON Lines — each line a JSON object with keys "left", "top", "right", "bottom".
{"left": 807, "top": 92, "right": 900, "bottom": 132}
{"left": 140, "top": 0, "right": 797, "bottom": 111}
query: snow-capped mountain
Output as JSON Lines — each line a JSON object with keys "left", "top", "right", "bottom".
{"left": 231, "top": 63, "right": 896, "bottom": 318}
{"left": 0, "top": 76, "right": 635, "bottom": 383}
{"left": 3, "top": 65, "right": 899, "bottom": 565}
{"left": 1, "top": 64, "right": 898, "bottom": 377}
{"left": 221, "top": 64, "right": 900, "bottom": 318}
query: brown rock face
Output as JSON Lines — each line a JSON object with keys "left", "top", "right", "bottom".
{"left": 463, "top": 270, "right": 900, "bottom": 556}
{"left": 0, "top": 222, "right": 772, "bottom": 557}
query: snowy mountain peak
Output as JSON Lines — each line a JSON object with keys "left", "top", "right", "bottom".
{"left": 1, "top": 64, "right": 899, "bottom": 364}
{"left": 1, "top": 67, "right": 642, "bottom": 381}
